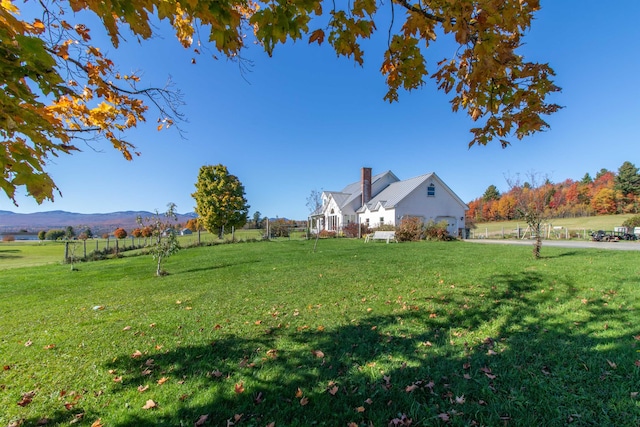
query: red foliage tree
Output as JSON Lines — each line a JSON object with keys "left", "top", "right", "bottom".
{"left": 114, "top": 228, "right": 128, "bottom": 239}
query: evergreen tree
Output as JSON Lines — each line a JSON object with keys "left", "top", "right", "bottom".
{"left": 615, "top": 161, "right": 640, "bottom": 196}
{"left": 482, "top": 185, "right": 501, "bottom": 201}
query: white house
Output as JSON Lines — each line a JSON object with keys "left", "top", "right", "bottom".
{"left": 311, "top": 167, "right": 468, "bottom": 237}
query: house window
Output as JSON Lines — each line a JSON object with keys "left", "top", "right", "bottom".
{"left": 427, "top": 184, "right": 435, "bottom": 197}
{"left": 380, "top": 217, "right": 384, "bottom": 225}
{"left": 365, "top": 218, "right": 370, "bottom": 226}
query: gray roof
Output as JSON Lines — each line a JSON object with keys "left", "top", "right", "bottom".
{"left": 338, "top": 171, "right": 395, "bottom": 208}
{"left": 359, "top": 173, "right": 434, "bottom": 212}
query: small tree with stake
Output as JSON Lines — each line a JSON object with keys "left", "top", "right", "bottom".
{"left": 507, "top": 172, "right": 553, "bottom": 259}
{"left": 137, "top": 203, "right": 181, "bottom": 276}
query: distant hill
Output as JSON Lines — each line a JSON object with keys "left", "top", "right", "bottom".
{"left": 0, "top": 210, "right": 197, "bottom": 234}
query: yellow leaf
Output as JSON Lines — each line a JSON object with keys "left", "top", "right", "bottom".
{"left": 142, "top": 399, "right": 157, "bottom": 410}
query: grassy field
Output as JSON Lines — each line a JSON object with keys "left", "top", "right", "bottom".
{"left": 472, "top": 214, "right": 636, "bottom": 239}
{"left": 1, "top": 239, "right": 639, "bottom": 426}
{"left": 0, "top": 229, "right": 307, "bottom": 271}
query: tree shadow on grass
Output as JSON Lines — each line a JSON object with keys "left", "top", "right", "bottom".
{"left": 87, "top": 268, "right": 640, "bottom": 427}
{"left": 0, "top": 248, "right": 22, "bottom": 259}
{"left": 179, "top": 259, "right": 262, "bottom": 275}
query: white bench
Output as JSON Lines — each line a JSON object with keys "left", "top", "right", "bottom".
{"left": 365, "top": 231, "right": 397, "bottom": 243}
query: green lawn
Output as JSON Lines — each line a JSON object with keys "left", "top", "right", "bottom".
{"left": 1, "top": 239, "right": 639, "bottom": 426}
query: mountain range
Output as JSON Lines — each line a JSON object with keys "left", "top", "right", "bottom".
{"left": 0, "top": 210, "right": 197, "bottom": 234}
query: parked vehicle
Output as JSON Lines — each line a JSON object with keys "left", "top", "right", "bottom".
{"left": 591, "top": 229, "right": 637, "bottom": 242}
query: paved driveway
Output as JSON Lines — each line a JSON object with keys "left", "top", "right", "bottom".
{"left": 465, "top": 239, "right": 640, "bottom": 251}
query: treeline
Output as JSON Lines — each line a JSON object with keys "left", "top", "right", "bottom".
{"left": 467, "top": 161, "right": 640, "bottom": 224}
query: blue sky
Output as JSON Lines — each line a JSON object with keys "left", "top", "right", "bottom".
{"left": 4, "top": 1, "right": 639, "bottom": 219}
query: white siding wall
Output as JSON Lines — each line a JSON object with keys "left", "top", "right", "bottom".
{"left": 359, "top": 206, "right": 396, "bottom": 228}
{"left": 395, "top": 179, "right": 466, "bottom": 235}
{"left": 324, "top": 197, "right": 343, "bottom": 231}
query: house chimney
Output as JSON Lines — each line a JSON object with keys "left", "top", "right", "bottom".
{"left": 361, "top": 167, "right": 372, "bottom": 206}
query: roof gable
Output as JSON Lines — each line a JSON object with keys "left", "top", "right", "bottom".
{"left": 359, "top": 172, "right": 468, "bottom": 212}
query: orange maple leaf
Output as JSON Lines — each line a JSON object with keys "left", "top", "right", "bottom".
{"left": 235, "top": 382, "right": 245, "bottom": 394}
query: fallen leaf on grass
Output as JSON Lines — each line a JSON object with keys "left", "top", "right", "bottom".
{"left": 355, "top": 406, "right": 365, "bottom": 413}
{"left": 44, "top": 344, "right": 55, "bottom": 350}
{"left": 635, "top": 360, "right": 640, "bottom": 367}
{"left": 607, "top": 360, "right": 617, "bottom": 369}
{"left": 131, "top": 350, "right": 143, "bottom": 359}
{"left": 194, "top": 415, "right": 208, "bottom": 426}
{"left": 300, "top": 396, "right": 309, "bottom": 406}
{"left": 142, "top": 399, "right": 157, "bottom": 410}
{"left": 266, "top": 349, "right": 278, "bottom": 359}
{"left": 123, "top": 326, "right": 131, "bottom": 331}
{"left": 24, "top": 340, "right": 33, "bottom": 347}
{"left": 364, "top": 398, "right": 373, "bottom": 404}
{"left": 36, "top": 418, "right": 49, "bottom": 425}
{"left": 234, "top": 382, "right": 245, "bottom": 394}
{"left": 437, "top": 413, "right": 450, "bottom": 421}
{"left": 90, "top": 419, "right": 102, "bottom": 427}
{"left": 455, "top": 395, "right": 466, "bottom": 404}
{"left": 328, "top": 385, "right": 339, "bottom": 395}
{"left": 157, "top": 377, "right": 169, "bottom": 385}
{"left": 405, "top": 383, "right": 418, "bottom": 393}
{"left": 137, "top": 385, "right": 149, "bottom": 393}
{"left": 312, "top": 350, "right": 325, "bottom": 358}
{"left": 17, "top": 391, "right": 35, "bottom": 406}
{"left": 295, "top": 387, "right": 303, "bottom": 398}
{"left": 631, "top": 392, "right": 638, "bottom": 399}
{"left": 69, "top": 413, "right": 84, "bottom": 424}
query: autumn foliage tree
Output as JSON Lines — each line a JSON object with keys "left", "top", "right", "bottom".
{"left": 2, "top": 0, "right": 560, "bottom": 205}
{"left": 113, "top": 227, "right": 127, "bottom": 240}
{"left": 192, "top": 164, "right": 249, "bottom": 239}
{"left": 466, "top": 161, "right": 640, "bottom": 225}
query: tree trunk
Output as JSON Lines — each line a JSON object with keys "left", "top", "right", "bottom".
{"left": 156, "top": 255, "right": 163, "bottom": 276}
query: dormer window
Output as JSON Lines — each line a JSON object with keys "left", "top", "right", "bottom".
{"left": 427, "top": 183, "right": 435, "bottom": 197}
